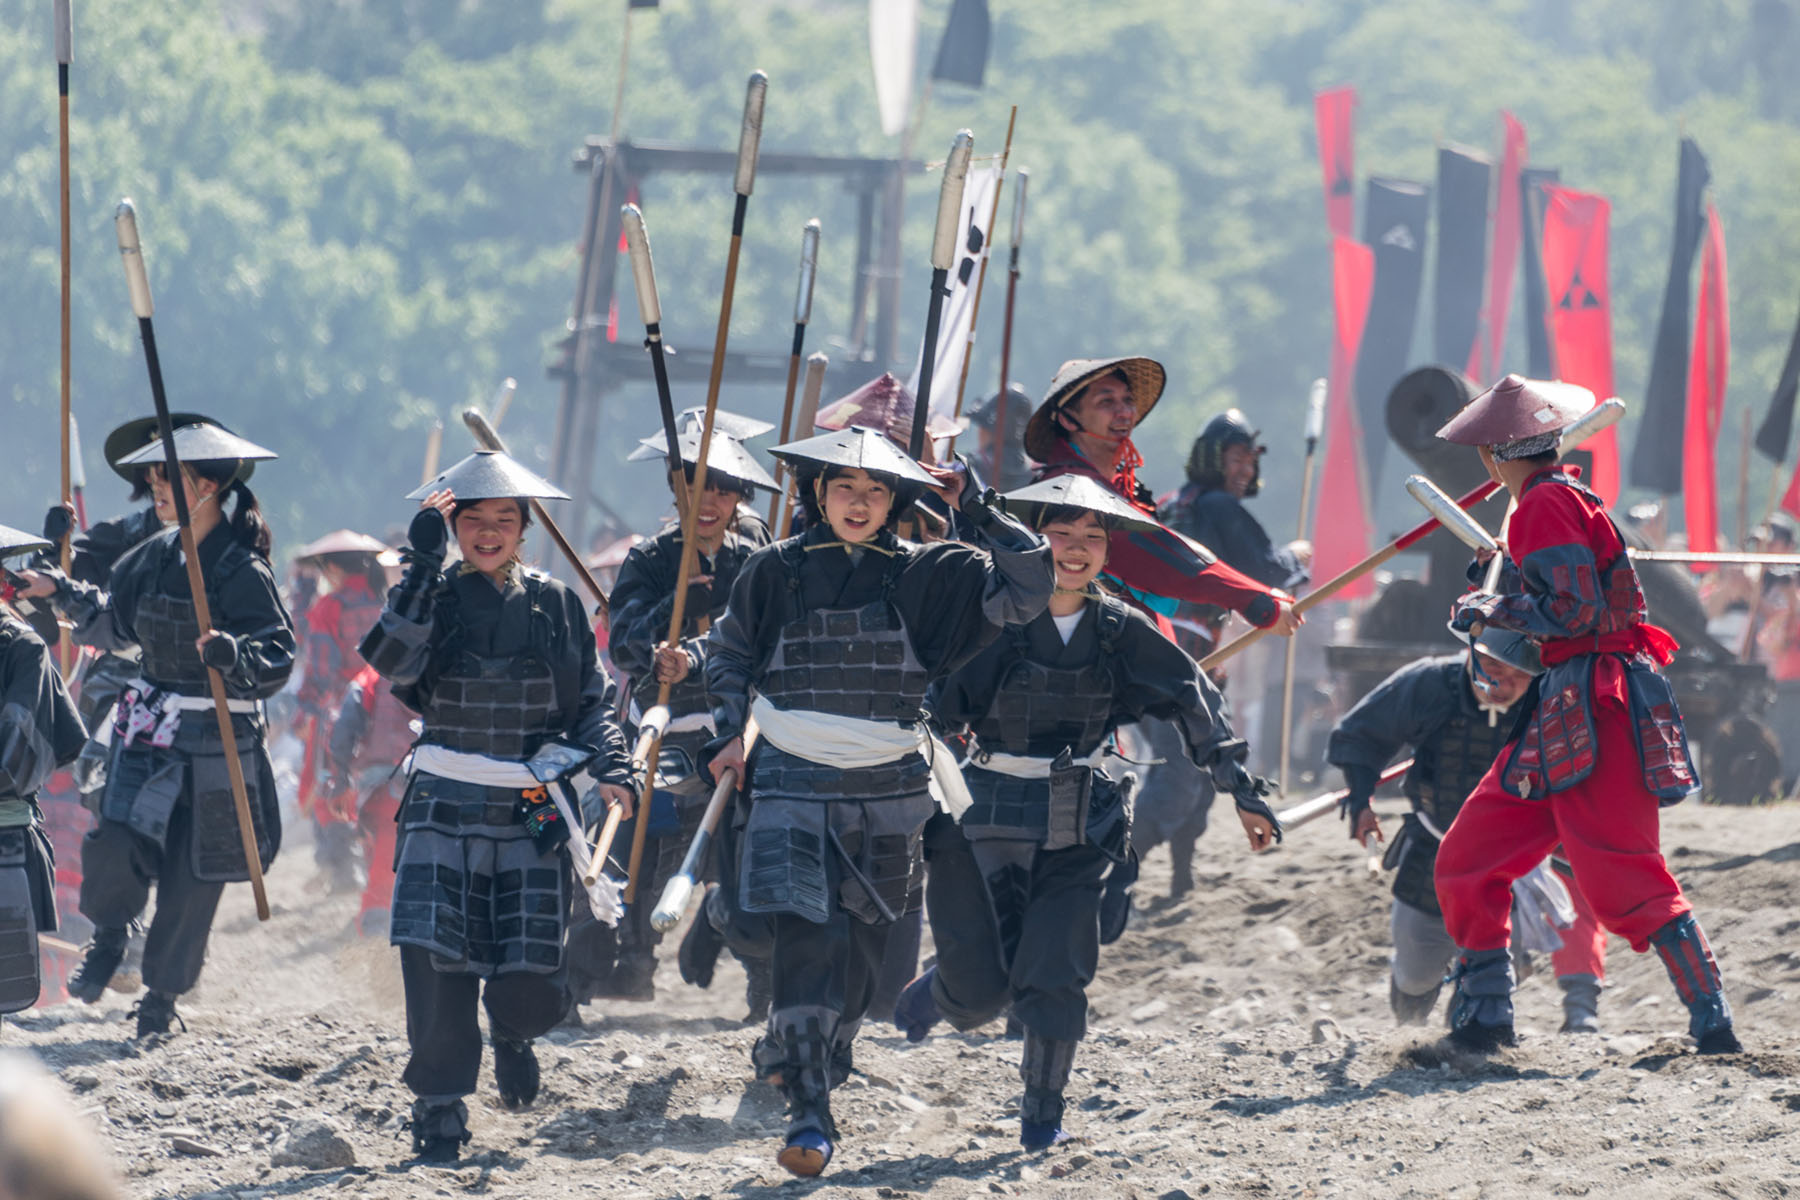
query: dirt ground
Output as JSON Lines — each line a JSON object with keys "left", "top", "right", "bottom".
{"left": 7, "top": 796, "right": 1798, "bottom": 1200}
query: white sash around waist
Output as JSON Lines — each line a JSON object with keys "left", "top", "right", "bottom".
{"left": 404, "top": 745, "right": 624, "bottom": 926}
{"left": 128, "top": 678, "right": 259, "bottom": 714}
{"left": 749, "top": 694, "right": 972, "bottom": 817}
{"left": 964, "top": 745, "right": 1108, "bottom": 780}
{"left": 406, "top": 744, "right": 539, "bottom": 789}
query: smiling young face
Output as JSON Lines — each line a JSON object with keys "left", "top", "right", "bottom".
{"left": 1041, "top": 510, "right": 1110, "bottom": 592}
{"left": 819, "top": 468, "right": 893, "bottom": 543}
{"left": 454, "top": 497, "right": 526, "bottom": 576}
{"left": 690, "top": 480, "right": 745, "bottom": 549}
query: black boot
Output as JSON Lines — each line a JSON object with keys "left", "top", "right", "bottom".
{"left": 408, "top": 1099, "right": 470, "bottom": 1164}
{"left": 1446, "top": 948, "right": 1516, "bottom": 1052}
{"left": 69, "top": 925, "right": 128, "bottom": 1004}
{"left": 132, "top": 990, "right": 185, "bottom": 1039}
{"left": 608, "top": 953, "right": 657, "bottom": 1002}
{"left": 492, "top": 1036, "right": 540, "bottom": 1109}
{"left": 1389, "top": 977, "right": 1441, "bottom": 1026}
{"left": 1558, "top": 973, "right": 1602, "bottom": 1034}
{"left": 1019, "top": 1032, "right": 1077, "bottom": 1150}
{"left": 771, "top": 1010, "right": 838, "bottom": 1178}
{"left": 1649, "top": 914, "right": 1741, "bottom": 1054}
{"left": 677, "top": 886, "right": 727, "bottom": 988}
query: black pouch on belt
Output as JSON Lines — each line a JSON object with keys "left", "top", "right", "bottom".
{"left": 1042, "top": 748, "right": 1092, "bottom": 853}
{"left": 516, "top": 785, "right": 569, "bottom": 856}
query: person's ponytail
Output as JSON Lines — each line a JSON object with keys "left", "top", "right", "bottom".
{"left": 227, "top": 478, "right": 273, "bottom": 558}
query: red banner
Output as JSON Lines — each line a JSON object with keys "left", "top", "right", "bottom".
{"left": 1781, "top": 458, "right": 1800, "bottom": 520}
{"left": 1314, "top": 236, "right": 1376, "bottom": 598}
{"left": 1314, "top": 87, "right": 1356, "bottom": 239}
{"left": 1682, "top": 203, "right": 1729, "bottom": 565}
{"left": 1477, "top": 112, "right": 1528, "bottom": 380}
{"left": 1540, "top": 185, "right": 1621, "bottom": 505}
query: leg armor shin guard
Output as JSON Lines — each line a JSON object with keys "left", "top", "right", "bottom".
{"left": 1446, "top": 948, "right": 1516, "bottom": 1051}
{"left": 1649, "top": 914, "right": 1740, "bottom": 1053}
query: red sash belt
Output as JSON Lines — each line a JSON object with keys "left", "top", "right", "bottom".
{"left": 1539, "top": 623, "right": 1679, "bottom": 669}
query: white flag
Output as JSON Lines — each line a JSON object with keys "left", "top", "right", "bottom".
{"left": 907, "top": 164, "right": 1002, "bottom": 417}
{"left": 868, "top": 0, "right": 919, "bottom": 139}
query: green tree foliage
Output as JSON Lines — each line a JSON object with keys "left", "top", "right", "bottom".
{"left": 0, "top": 0, "right": 1795, "bottom": 560}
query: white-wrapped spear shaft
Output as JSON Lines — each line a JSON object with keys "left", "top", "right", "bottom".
{"left": 623, "top": 71, "right": 768, "bottom": 905}
{"left": 460, "top": 407, "right": 611, "bottom": 623}
{"left": 113, "top": 200, "right": 271, "bottom": 922}
{"left": 767, "top": 219, "right": 821, "bottom": 525}
{"left": 775, "top": 352, "right": 829, "bottom": 537}
{"left": 650, "top": 722, "right": 757, "bottom": 933}
{"left": 621, "top": 202, "right": 690, "bottom": 527}
{"left": 907, "top": 129, "right": 974, "bottom": 460}
{"left": 55, "top": 0, "right": 74, "bottom": 674}
{"left": 1275, "top": 757, "right": 1412, "bottom": 831}
{"left": 1277, "top": 378, "right": 1330, "bottom": 796}
{"left": 991, "top": 167, "right": 1028, "bottom": 490}
{"left": 1405, "top": 475, "right": 1502, "bottom": 556}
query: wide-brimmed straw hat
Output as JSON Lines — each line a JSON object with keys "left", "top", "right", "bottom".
{"left": 1023, "top": 356, "right": 1166, "bottom": 462}
{"left": 406, "top": 451, "right": 569, "bottom": 502}
{"left": 1435, "top": 374, "right": 1596, "bottom": 448}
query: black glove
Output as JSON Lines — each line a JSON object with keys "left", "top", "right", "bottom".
{"left": 199, "top": 631, "right": 240, "bottom": 671}
{"left": 42, "top": 504, "right": 74, "bottom": 545}
{"left": 1337, "top": 764, "right": 1379, "bottom": 840}
{"left": 1227, "top": 769, "right": 1283, "bottom": 844}
{"left": 408, "top": 506, "right": 449, "bottom": 558}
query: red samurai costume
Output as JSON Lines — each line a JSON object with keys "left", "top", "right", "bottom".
{"left": 293, "top": 532, "right": 390, "bottom": 892}
{"left": 1432, "top": 375, "right": 1740, "bottom": 1054}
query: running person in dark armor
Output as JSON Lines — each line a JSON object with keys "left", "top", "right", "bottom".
{"left": 901, "top": 474, "right": 1281, "bottom": 1150}
{"left": 1432, "top": 375, "right": 1741, "bottom": 1054}
{"left": 701, "top": 426, "right": 1053, "bottom": 1177}
{"left": 591, "top": 427, "right": 774, "bottom": 1006}
{"left": 1327, "top": 628, "right": 1608, "bottom": 1031}
{"left": 1141, "top": 409, "right": 1314, "bottom": 893}
{"left": 0, "top": 522, "right": 87, "bottom": 1022}
{"left": 17, "top": 422, "right": 293, "bottom": 1038}
{"left": 324, "top": 660, "right": 416, "bottom": 938}
{"left": 292, "top": 530, "right": 392, "bottom": 895}
{"left": 31, "top": 415, "right": 201, "bottom": 993}
{"left": 358, "top": 449, "right": 634, "bottom": 1162}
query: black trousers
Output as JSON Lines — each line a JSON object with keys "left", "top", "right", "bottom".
{"left": 79, "top": 804, "right": 223, "bottom": 996}
{"left": 399, "top": 946, "right": 570, "bottom": 1101}
{"left": 975, "top": 840, "right": 1108, "bottom": 1042}
{"left": 770, "top": 908, "right": 891, "bottom": 1040}
{"left": 920, "top": 811, "right": 1011, "bottom": 1030}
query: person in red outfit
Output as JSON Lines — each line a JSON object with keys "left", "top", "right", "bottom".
{"left": 1432, "top": 374, "right": 1740, "bottom": 1055}
{"left": 325, "top": 663, "right": 418, "bottom": 936}
{"left": 293, "top": 532, "right": 391, "bottom": 893}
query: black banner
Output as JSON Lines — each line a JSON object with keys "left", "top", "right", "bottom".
{"left": 1355, "top": 176, "right": 1430, "bottom": 487}
{"left": 931, "top": 0, "right": 991, "bottom": 87}
{"left": 1755, "top": 292, "right": 1800, "bottom": 463}
{"left": 1432, "top": 145, "right": 1492, "bottom": 369}
{"left": 1519, "top": 165, "right": 1561, "bottom": 378}
{"left": 1632, "top": 137, "right": 1711, "bottom": 492}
